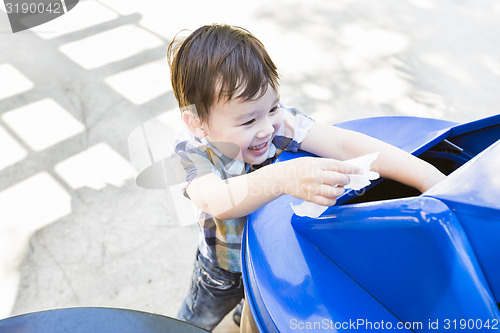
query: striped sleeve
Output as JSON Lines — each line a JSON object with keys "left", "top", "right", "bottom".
{"left": 174, "top": 139, "right": 217, "bottom": 198}
{"left": 272, "top": 105, "right": 315, "bottom": 152}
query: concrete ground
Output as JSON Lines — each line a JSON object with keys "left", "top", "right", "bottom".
{"left": 0, "top": 0, "right": 499, "bottom": 332}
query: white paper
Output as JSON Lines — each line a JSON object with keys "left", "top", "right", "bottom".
{"left": 291, "top": 152, "right": 380, "bottom": 218}
{"left": 290, "top": 202, "right": 329, "bottom": 218}
{"left": 344, "top": 152, "right": 380, "bottom": 190}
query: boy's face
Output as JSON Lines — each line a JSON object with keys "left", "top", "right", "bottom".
{"left": 203, "top": 86, "right": 282, "bottom": 165}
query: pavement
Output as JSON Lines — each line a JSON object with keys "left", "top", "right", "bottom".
{"left": 0, "top": 0, "right": 499, "bottom": 332}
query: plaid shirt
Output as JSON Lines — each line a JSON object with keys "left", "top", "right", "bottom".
{"left": 174, "top": 106, "right": 315, "bottom": 272}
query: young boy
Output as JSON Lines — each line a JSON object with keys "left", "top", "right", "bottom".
{"left": 168, "top": 24, "right": 445, "bottom": 331}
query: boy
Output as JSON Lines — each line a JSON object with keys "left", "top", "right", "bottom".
{"left": 168, "top": 24, "right": 445, "bottom": 331}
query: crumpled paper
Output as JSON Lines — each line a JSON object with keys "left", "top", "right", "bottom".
{"left": 291, "top": 152, "right": 380, "bottom": 218}
{"left": 342, "top": 152, "right": 380, "bottom": 191}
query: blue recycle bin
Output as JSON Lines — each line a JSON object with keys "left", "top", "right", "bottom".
{"left": 242, "top": 115, "right": 500, "bottom": 332}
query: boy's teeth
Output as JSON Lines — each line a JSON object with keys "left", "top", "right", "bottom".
{"left": 251, "top": 142, "right": 266, "bottom": 150}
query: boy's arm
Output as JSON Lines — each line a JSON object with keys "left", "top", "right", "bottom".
{"left": 300, "top": 122, "right": 446, "bottom": 193}
{"left": 186, "top": 157, "right": 360, "bottom": 220}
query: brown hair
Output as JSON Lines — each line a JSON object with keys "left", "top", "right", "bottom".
{"left": 167, "top": 24, "right": 279, "bottom": 123}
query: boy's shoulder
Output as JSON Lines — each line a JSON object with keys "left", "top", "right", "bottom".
{"left": 173, "top": 126, "right": 246, "bottom": 180}
{"left": 173, "top": 126, "right": 208, "bottom": 157}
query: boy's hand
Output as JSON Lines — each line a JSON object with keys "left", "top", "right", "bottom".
{"left": 279, "top": 157, "right": 362, "bottom": 206}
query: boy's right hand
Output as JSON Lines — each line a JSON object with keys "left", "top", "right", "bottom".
{"left": 279, "top": 157, "right": 362, "bottom": 206}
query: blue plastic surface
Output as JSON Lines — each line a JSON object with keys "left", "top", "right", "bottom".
{"left": 243, "top": 195, "right": 412, "bottom": 333}
{"left": 242, "top": 115, "right": 500, "bottom": 332}
{"left": 426, "top": 140, "right": 500, "bottom": 303}
{"left": 0, "top": 307, "right": 208, "bottom": 332}
{"left": 293, "top": 197, "right": 499, "bottom": 328}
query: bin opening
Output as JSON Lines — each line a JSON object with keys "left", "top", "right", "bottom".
{"left": 342, "top": 139, "right": 473, "bottom": 205}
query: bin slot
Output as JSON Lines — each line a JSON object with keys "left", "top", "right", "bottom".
{"left": 341, "top": 139, "right": 475, "bottom": 205}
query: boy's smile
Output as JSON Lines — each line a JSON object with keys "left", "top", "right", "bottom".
{"left": 248, "top": 141, "right": 269, "bottom": 152}
{"left": 202, "top": 86, "right": 282, "bottom": 165}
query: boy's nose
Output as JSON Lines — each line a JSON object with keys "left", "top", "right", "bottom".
{"left": 257, "top": 120, "right": 275, "bottom": 138}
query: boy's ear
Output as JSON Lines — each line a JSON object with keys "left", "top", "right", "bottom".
{"left": 182, "top": 110, "right": 207, "bottom": 138}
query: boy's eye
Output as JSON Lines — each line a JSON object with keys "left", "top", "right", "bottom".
{"left": 269, "top": 106, "right": 279, "bottom": 114}
{"left": 241, "top": 119, "right": 255, "bottom": 126}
